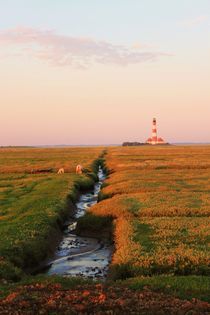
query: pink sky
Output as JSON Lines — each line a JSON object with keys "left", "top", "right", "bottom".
{"left": 0, "top": 5, "right": 209, "bottom": 145}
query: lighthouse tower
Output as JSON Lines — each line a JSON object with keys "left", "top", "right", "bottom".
{"left": 151, "top": 118, "right": 158, "bottom": 144}
{"left": 146, "top": 118, "right": 166, "bottom": 145}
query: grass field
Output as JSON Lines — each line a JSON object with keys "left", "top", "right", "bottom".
{"left": 89, "top": 145, "right": 210, "bottom": 300}
{"left": 0, "top": 145, "right": 210, "bottom": 311}
{"left": 0, "top": 147, "right": 104, "bottom": 280}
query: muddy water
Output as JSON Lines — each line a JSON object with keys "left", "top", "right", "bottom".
{"left": 46, "top": 167, "right": 112, "bottom": 279}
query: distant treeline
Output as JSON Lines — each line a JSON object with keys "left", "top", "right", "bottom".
{"left": 122, "top": 142, "right": 149, "bottom": 146}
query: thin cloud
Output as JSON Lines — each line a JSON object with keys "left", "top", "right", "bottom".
{"left": 0, "top": 26, "right": 171, "bottom": 68}
{"left": 179, "top": 15, "right": 208, "bottom": 27}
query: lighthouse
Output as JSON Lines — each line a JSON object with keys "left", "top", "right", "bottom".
{"left": 146, "top": 118, "right": 166, "bottom": 145}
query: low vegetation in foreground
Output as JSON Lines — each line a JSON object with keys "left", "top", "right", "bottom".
{"left": 0, "top": 146, "right": 210, "bottom": 314}
{"left": 0, "top": 275, "right": 210, "bottom": 314}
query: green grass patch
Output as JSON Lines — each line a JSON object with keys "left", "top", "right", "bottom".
{"left": 122, "top": 197, "right": 142, "bottom": 215}
{"left": 133, "top": 221, "right": 154, "bottom": 251}
{"left": 76, "top": 212, "right": 113, "bottom": 239}
{"left": 0, "top": 172, "right": 95, "bottom": 280}
{"left": 122, "top": 275, "right": 210, "bottom": 302}
{"left": 0, "top": 148, "right": 105, "bottom": 281}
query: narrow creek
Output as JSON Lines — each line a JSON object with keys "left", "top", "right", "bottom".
{"left": 44, "top": 166, "right": 112, "bottom": 279}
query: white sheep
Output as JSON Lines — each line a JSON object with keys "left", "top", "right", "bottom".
{"left": 76, "top": 164, "right": 83, "bottom": 174}
{"left": 57, "top": 168, "right": 65, "bottom": 174}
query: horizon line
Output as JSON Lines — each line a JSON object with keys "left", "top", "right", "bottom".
{"left": 1, "top": 142, "right": 210, "bottom": 148}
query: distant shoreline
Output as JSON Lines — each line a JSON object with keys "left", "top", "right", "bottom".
{"left": 0, "top": 143, "right": 210, "bottom": 148}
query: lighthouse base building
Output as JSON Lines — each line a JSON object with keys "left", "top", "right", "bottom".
{"left": 146, "top": 118, "right": 166, "bottom": 145}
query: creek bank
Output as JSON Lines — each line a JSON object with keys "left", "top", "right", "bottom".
{"left": 37, "top": 162, "right": 113, "bottom": 279}
{"left": 27, "top": 157, "right": 108, "bottom": 277}
{"left": 75, "top": 213, "right": 113, "bottom": 240}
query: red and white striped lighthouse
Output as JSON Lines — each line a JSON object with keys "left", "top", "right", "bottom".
{"left": 152, "top": 118, "right": 158, "bottom": 144}
{"left": 146, "top": 118, "right": 166, "bottom": 145}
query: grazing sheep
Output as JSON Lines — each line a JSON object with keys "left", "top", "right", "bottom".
{"left": 57, "top": 168, "right": 64, "bottom": 174}
{"left": 76, "top": 164, "right": 83, "bottom": 174}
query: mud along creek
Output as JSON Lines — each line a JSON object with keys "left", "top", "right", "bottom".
{"left": 43, "top": 167, "right": 112, "bottom": 279}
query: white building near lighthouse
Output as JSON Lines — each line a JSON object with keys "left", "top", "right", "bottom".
{"left": 146, "top": 118, "right": 166, "bottom": 145}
